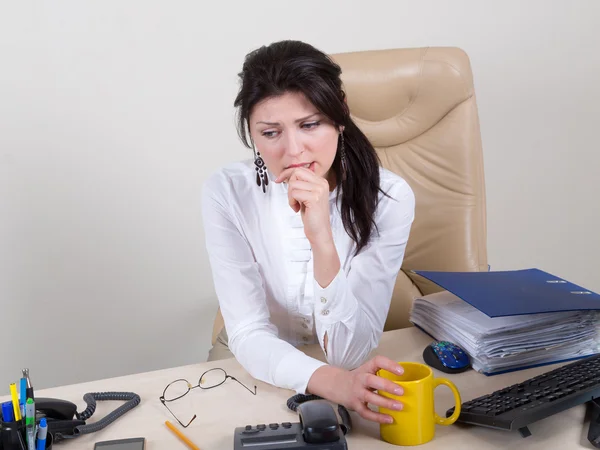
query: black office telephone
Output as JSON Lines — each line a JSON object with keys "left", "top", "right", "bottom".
{"left": 35, "top": 393, "right": 140, "bottom": 443}
{"left": 233, "top": 400, "right": 348, "bottom": 450}
{"left": 1, "top": 393, "right": 140, "bottom": 450}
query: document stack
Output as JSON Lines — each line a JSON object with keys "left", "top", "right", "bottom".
{"left": 410, "top": 291, "right": 600, "bottom": 374}
{"left": 408, "top": 268, "right": 600, "bottom": 375}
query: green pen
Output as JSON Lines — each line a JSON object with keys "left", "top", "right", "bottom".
{"left": 26, "top": 398, "right": 35, "bottom": 450}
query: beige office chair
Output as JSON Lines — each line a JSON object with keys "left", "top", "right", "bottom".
{"left": 211, "top": 46, "right": 488, "bottom": 344}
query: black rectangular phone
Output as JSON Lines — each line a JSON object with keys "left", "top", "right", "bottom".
{"left": 93, "top": 437, "right": 145, "bottom": 450}
{"left": 233, "top": 400, "right": 347, "bottom": 449}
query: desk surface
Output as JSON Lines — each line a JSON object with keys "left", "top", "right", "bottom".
{"left": 3, "top": 327, "right": 595, "bottom": 449}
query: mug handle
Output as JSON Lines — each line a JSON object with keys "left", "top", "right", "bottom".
{"left": 432, "top": 378, "right": 462, "bottom": 426}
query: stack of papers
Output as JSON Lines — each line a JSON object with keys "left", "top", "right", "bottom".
{"left": 409, "top": 291, "right": 600, "bottom": 375}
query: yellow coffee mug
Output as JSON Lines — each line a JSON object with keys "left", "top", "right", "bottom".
{"left": 377, "top": 362, "right": 461, "bottom": 446}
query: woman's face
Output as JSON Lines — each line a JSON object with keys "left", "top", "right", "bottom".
{"left": 249, "top": 91, "right": 340, "bottom": 185}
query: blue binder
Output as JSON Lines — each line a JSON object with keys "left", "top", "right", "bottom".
{"left": 413, "top": 268, "right": 600, "bottom": 317}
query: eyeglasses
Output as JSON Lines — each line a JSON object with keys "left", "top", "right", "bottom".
{"left": 159, "top": 367, "right": 257, "bottom": 428}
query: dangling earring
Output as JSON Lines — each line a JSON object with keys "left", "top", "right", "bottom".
{"left": 253, "top": 147, "right": 268, "bottom": 193}
{"left": 339, "top": 132, "right": 347, "bottom": 182}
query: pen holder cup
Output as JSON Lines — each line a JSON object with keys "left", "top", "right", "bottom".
{"left": 0, "top": 419, "right": 53, "bottom": 450}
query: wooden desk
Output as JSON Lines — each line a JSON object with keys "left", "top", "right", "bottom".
{"left": 2, "top": 328, "right": 594, "bottom": 449}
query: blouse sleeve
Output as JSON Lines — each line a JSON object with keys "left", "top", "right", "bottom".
{"left": 202, "top": 172, "right": 327, "bottom": 394}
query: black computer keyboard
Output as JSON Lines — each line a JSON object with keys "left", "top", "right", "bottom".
{"left": 446, "top": 353, "right": 600, "bottom": 438}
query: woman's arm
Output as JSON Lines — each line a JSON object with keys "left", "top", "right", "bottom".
{"left": 311, "top": 179, "right": 415, "bottom": 368}
{"left": 275, "top": 168, "right": 415, "bottom": 369}
{"left": 276, "top": 167, "right": 415, "bottom": 369}
{"left": 201, "top": 172, "right": 326, "bottom": 394}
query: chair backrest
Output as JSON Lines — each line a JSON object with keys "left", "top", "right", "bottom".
{"left": 330, "top": 47, "right": 488, "bottom": 330}
{"left": 211, "top": 46, "right": 489, "bottom": 345}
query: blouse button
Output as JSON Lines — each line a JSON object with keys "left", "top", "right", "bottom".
{"left": 302, "top": 323, "right": 308, "bottom": 329}
{"left": 302, "top": 336, "right": 309, "bottom": 342}
{"left": 321, "top": 310, "right": 330, "bottom": 316}
{"left": 320, "top": 297, "right": 327, "bottom": 304}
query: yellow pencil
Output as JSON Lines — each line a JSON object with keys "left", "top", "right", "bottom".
{"left": 165, "top": 420, "right": 201, "bottom": 450}
{"left": 9, "top": 383, "right": 21, "bottom": 421}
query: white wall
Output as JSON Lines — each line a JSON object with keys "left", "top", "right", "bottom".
{"left": 1, "top": 0, "right": 599, "bottom": 390}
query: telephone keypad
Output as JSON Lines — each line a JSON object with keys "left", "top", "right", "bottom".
{"left": 248, "top": 422, "right": 292, "bottom": 431}
{"left": 235, "top": 420, "right": 348, "bottom": 449}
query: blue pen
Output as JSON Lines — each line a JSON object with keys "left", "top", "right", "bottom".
{"left": 2, "top": 400, "right": 15, "bottom": 422}
{"left": 20, "top": 377, "right": 27, "bottom": 418}
{"left": 20, "top": 378, "right": 27, "bottom": 407}
{"left": 36, "top": 417, "right": 47, "bottom": 450}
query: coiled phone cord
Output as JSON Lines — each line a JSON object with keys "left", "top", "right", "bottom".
{"left": 72, "top": 392, "right": 141, "bottom": 436}
{"left": 287, "top": 393, "right": 352, "bottom": 434}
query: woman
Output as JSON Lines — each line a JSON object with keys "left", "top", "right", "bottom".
{"left": 202, "top": 40, "right": 415, "bottom": 424}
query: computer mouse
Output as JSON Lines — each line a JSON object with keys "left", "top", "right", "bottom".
{"left": 422, "top": 341, "right": 471, "bottom": 374}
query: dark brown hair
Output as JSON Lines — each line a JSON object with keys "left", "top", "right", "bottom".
{"left": 234, "top": 40, "right": 383, "bottom": 254}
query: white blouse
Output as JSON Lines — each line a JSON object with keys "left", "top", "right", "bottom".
{"left": 202, "top": 159, "right": 415, "bottom": 394}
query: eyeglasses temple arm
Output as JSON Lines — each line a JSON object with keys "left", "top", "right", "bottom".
{"left": 160, "top": 397, "right": 197, "bottom": 427}
{"left": 229, "top": 376, "right": 257, "bottom": 395}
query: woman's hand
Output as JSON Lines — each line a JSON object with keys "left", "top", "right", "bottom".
{"left": 307, "top": 355, "right": 405, "bottom": 424}
{"left": 276, "top": 167, "right": 339, "bottom": 287}
{"left": 275, "top": 167, "right": 333, "bottom": 246}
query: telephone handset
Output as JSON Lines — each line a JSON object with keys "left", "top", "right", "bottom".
{"left": 35, "top": 398, "right": 86, "bottom": 440}
{"left": 298, "top": 401, "right": 345, "bottom": 445}
{"left": 233, "top": 400, "right": 349, "bottom": 450}
{"left": 36, "top": 398, "right": 78, "bottom": 421}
